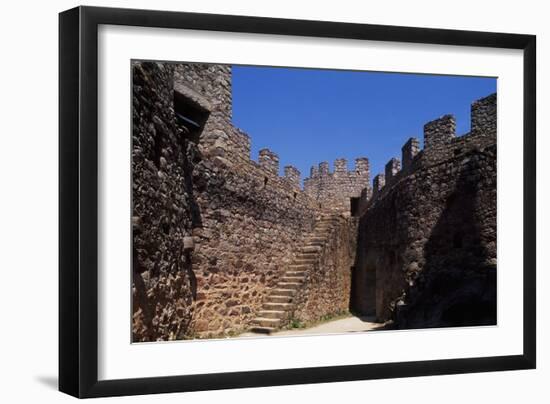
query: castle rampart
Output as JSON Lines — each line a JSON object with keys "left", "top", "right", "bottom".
{"left": 133, "top": 61, "right": 344, "bottom": 341}
{"left": 364, "top": 93, "right": 497, "bottom": 210}
{"left": 401, "top": 137, "right": 420, "bottom": 170}
{"left": 132, "top": 60, "right": 497, "bottom": 339}
{"left": 258, "top": 148, "right": 280, "bottom": 176}
{"left": 424, "top": 114, "right": 456, "bottom": 149}
{"left": 352, "top": 93, "right": 497, "bottom": 328}
{"left": 284, "top": 165, "right": 301, "bottom": 188}
{"left": 304, "top": 157, "right": 371, "bottom": 213}
{"left": 384, "top": 157, "right": 401, "bottom": 185}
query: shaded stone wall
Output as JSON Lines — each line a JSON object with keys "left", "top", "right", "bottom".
{"left": 132, "top": 60, "right": 497, "bottom": 339}
{"left": 132, "top": 61, "right": 198, "bottom": 341}
{"left": 352, "top": 94, "right": 497, "bottom": 329}
{"left": 190, "top": 149, "right": 322, "bottom": 338}
{"left": 292, "top": 216, "right": 357, "bottom": 324}
{"left": 132, "top": 61, "right": 326, "bottom": 341}
{"left": 304, "top": 157, "right": 371, "bottom": 213}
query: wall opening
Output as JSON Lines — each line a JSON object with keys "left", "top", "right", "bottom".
{"left": 350, "top": 197, "right": 359, "bottom": 217}
{"left": 173, "top": 90, "right": 210, "bottom": 143}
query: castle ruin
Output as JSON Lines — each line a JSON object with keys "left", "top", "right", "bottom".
{"left": 132, "top": 61, "right": 497, "bottom": 341}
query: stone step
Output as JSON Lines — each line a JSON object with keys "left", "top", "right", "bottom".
{"left": 267, "top": 295, "right": 293, "bottom": 303}
{"left": 277, "top": 281, "right": 302, "bottom": 289}
{"left": 295, "top": 256, "right": 318, "bottom": 263}
{"left": 285, "top": 270, "right": 307, "bottom": 277}
{"left": 307, "top": 237, "right": 326, "bottom": 243}
{"left": 316, "top": 230, "right": 332, "bottom": 235}
{"left": 319, "top": 216, "right": 339, "bottom": 221}
{"left": 250, "top": 326, "right": 276, "bottom": 334}
{"left": 257, "top": 310, "right": 287, "bottom": 319}
{"left": 299, "top": 247, "right": 321, "bottom": 254}
{"left": 318, "top": 220, "right": 338, "bottom": 225}
{"left": 263, "top": 302, "right": 293, "bottom": 311}
{"left": 271, "top": 288, "right": 296, "bottom": 297}
{"left": 296, "top": 254, "right": 319, "bottom": 260}
{"left": 294, "top": 258, "right": 316, "bottom": 265}
{"left": 289, "top": 264, "right": 312, "bottom": 270}
{"left": 315, "top": 222, "right": 333, "bottom": 227}
{"left": 281, "top": 276, "right": 305, "bottom": 283}
{"left": 252, "top": 317, "right": 282, "bottom": 328}
{"left": 248, "top": 216, "right": 344, "bottom": 334}
{"left": 319, "top": 217, "right": 338, "bottom": 222}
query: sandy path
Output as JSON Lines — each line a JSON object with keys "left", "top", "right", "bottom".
{"left": 239, "top": 316, "right": 385, "bottom": 338}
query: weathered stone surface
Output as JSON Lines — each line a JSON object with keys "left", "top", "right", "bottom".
{"left": 132, "top": 61, "right": 197, "bottom": 342}
{"left": 351, "top": 94, "right": 497, "bottom": 329}
{"left": 304, "top": 157, "right": 371, "bottom": 213}
{"left": 132, "top": 60, "right": 497, "bottom": 340}
{"left": 132, "top": 61, "right": 352, "bottom": 341}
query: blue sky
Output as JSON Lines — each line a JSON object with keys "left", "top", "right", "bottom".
{"left": 231, "top": 65, "right": 496, "bottom": 184}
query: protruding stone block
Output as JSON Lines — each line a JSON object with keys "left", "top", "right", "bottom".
{"left": 373, "top": 174, "right": 385, "bottom": 194}
{"left": 424, "top": 114, "right": 456, "bottom": 149}
{"left": 310, "top": 166, "right": 319, "bottom": 178}
{"left": 183, "top": 236, "right": 195, "bottom": 252}
{"left": 401, "top": 137, "right": 420, "bottom": 170}
{"left": 355, "top": 157, "right": 370, "bottom": 175}
{"left": 334, "top": 158, "right": 348, "bottom": 176}
{"left": 471, "top": 93, "right": 496, "bottom": 137}
{"left": 259, "top": 148, "right": 279, "bottom": 175}
{"left": 319, "top": 161, "right": 330, "bottom": 176}
{"left": 385, "top": 157, "right": 401, "bottom": 182}
{"left": 284, "top": 165, "right": 301, "bottom": 188}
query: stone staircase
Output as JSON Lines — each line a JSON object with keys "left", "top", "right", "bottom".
{"left": 249, "top": 215, "right": 340, "bottom": 334}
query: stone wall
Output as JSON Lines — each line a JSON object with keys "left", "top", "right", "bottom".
{"left": 132, "top": 61, "right": 198, "bottom": 341}
{"left": 292, "top": 215, "right": 357, "bottom": 323}
{"left": 351, "top": 94, "right": 497, "bottom": 329}
{"left": 190, "top": 148, "right": 322, "bottom": 338}
{"left": 132, "top": 61, "right": 329, "bottom": 341}
{"left": 304, "top": 157, "right": 371, "bottom": 213}
{"left": 132, "top": 60, "right": 496, "bottom": 339}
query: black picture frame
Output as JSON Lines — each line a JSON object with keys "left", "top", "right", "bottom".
{"left": 59, "top": 5, "right": 536, "bottom": 398}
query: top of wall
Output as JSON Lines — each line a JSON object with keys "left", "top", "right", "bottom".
{"left": 170, "top": 62, "right": 496, "bottom": 215}
{"left": 366, "top": 93, "right": 497, "bottom": 209}
{"left": 172, "top": 62, "right": 320, "bottom": 210}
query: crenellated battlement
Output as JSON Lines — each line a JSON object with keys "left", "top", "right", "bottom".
{"left": 133, "top": 60, "right": 498, "bottom": 340}
{"left": 384, "top": 157, "right": 401, "bottom": 186}
{"left": 424, "top": 114, "right": 456, "bottom": 149}
{"left": 304, "top": 157, "right": 371, "bottom": 212}
{"left": 353, "top": 93, "right": 497, "bottom": 329}
{"left": 171, "top": 61, "right": 495, "bottom": 217}
{"left": 471, "top": 93, "right": 497, "bottom": 137}
{"left": 401, "top": 137, "right": 420, "bottom": 170}
{"left": 284, "top": 165, "right": 301, "bottom": 188}
{"left": 258, "top": 148, "right": 280, "bottom": 176}
{"left": 319, "top": 161, "right": 330, "bottom": 176}
{"left": 364, "top": 93, "right": 497, "bottom": 209}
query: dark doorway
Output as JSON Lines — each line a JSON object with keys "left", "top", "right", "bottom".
{"left": 350, "top": 197, "right": 359, "bottom": 217}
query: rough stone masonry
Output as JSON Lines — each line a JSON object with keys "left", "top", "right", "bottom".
{"left": 132, "top": 61, "right": 497, "bottom": 341}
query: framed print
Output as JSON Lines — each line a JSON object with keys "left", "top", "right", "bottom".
{"left": 59, "top": 6, "right": 536, "bottom": 398}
